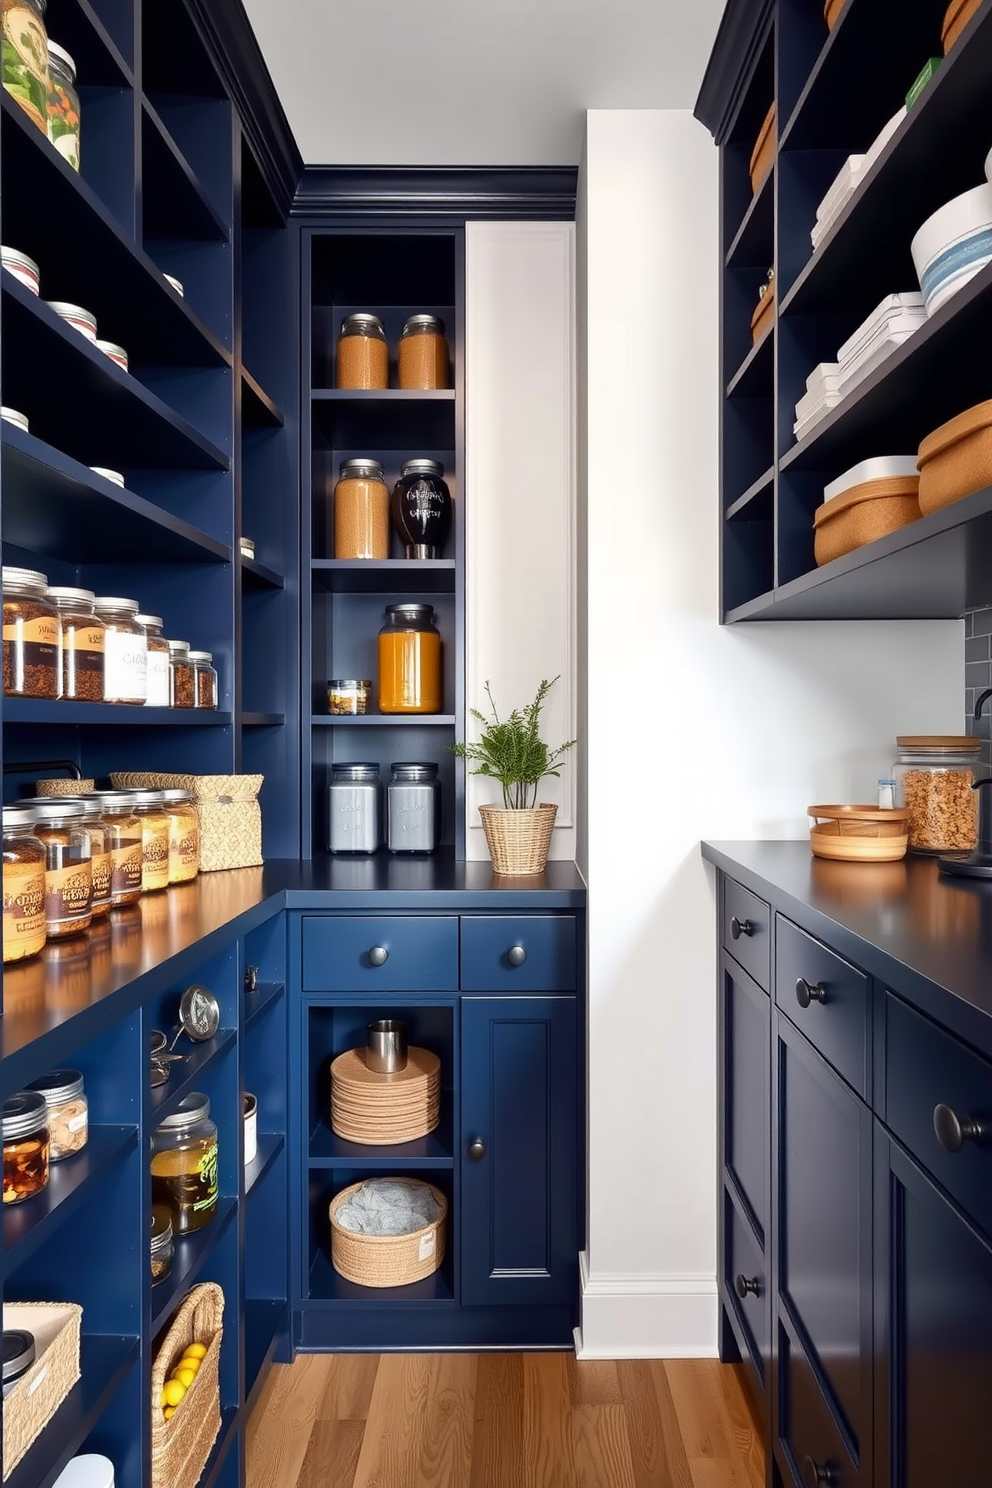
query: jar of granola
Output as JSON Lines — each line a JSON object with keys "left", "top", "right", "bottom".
{"left": 158, "top": 789, "right": 199, "bottom": 884}
{"left": 48, "top": 588, "right": 104, "bottom": 702}
{"left": 2, "top": 805, "right": 46, "bottom": 963}
{"left": 30, "top": 800, "right": 93, "bottom": 938}
{"left": 25, "top": 1069, "right": 87, "bottom": 1161}
{"left": 3, "top": 567, "right": 59, "bottom": 698}
{"left": 893, "top": 736, "right": 983, "bottom": 853}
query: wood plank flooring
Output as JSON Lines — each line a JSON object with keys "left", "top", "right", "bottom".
{"left": 246, "top": 1353, "right": 764, "bottom": 1488}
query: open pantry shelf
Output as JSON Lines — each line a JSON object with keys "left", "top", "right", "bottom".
{"left": 4, "top": 701, "right": 234, "bottom": 727}
{"left": 307, "top": 1247, "right": 455, "bottom": 1306}
{"left": 246, "top": 1134, "right": 285, "bottom": 1196}
{"left": 151, "top": 1197, "right": 238, "bottom": 1334}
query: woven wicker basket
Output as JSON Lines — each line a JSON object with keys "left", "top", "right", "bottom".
{"left": 479, "top": 803, "right": 557, "bottom": 875}
{"left": 36, "top": 778, "right": 96, "bottom": 796}
{"left": 110, "top": 772, "right": 263, "bottom": 871}
{"left": 329, "top": 1179, "right": 447, "bottom": 1288}
{"left": 151, "top": 1283, "right": 223, "bottom": 1488}
{"left": 2, "top": 1301, "right": 82, "bottom": 1478}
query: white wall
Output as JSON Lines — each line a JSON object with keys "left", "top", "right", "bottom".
{"left": 578, "top": 109, "right": 963, "bottom": 1357}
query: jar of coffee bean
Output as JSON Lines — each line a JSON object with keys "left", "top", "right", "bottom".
{"left": 2, "top": 568, "right": 59, "bottom": 698}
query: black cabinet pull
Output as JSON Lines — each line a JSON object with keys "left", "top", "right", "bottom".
{"left": 734, "top": 1273, "right": 760, "bottom": 1300}
{"left": 468, "top": 1137, "right": 486, "bottom": 1162}
{"left": 802, "top": 1457, "right": 835, "bottom": 1488}
{"left": 730, "top": 916, "right": 753, "bottom": 940}
{"left": 933, "top": 1102, "right": 988, "bottom": 1153}
{"left": 507, "top": 945, "right": 527, "bottom": 967}
{"left": 368, "top": 946, "right": 389, "bottom": 967}
{"left": 795, "top": 977, "right": 827, "bottom": 1009}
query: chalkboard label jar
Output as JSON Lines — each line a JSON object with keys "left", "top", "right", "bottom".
{"left": 391, "top": 460, "right": 452, "bottom": 559}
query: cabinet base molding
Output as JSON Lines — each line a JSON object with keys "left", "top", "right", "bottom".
{"left": 576, "top": 1253, "right": 718, "bottom": 1358}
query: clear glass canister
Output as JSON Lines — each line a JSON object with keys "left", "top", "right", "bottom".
{"left": 398, "top": 314, "right": 449, "bottom": 390}
{"left": 158, "top": 788, "right": 199, "bottom": 884}
{"left": 30, "top": 795, "right": 111, "bottom": 917}
{"left": 150, "top": 1091, "right": 218, "bottom": 1234}
{"left": 127, "top": 789, "right": 171, "bottom": 892}
{"left": 137, "top": 614, "right": 170, "bottom": 708}
{"left": 95, "top": 597, "right": 147, "bottom": 704}
{"left": 378, "top": 603, "right": 442, "bottom": 714}
{"left": 326, "top": 679, "right": 371, "bottom": 715}
{"left": 187, "top": 651, "right": 217, "bottom": 709}
{"left": 25, "top": 1068, "right": 87, "bottom": 1161}
{"left": 48, "top": 587, "right": 104, "bottom": 702}
{"left": 2, "top": 805, "right": 46, "bottom": 963}
{"left": 336, "top": 312, "right": 388, "bottom": 390}
{"left": 46, "top": 39, "right": 78, "bottom": 170}
{"left": 150, "top": 1204, "right": 173, "bottom": 1283}
{"left": 327, "top": 762, "right": 382, "bottom": 854}
{"left": 386, "top": 762, "right": 441, "bottom": 854}
{"left": 168, "top": 639, "right": 195, "bottom": 708}
{"left": 333, "top": 457, "right": 389, "bottom": 559}
{"left": 83, "top": 792, "right": 142, "bottom": 907}
{"left": 3, "top": 566, "right": 59, "bottom": 698}
{"left": 893, "top": 735, "right": 982, "bottom": 853}
{"left": 3, "top": 1090, "right": 50, "bottom": 1204}
{"left": 29, "top": 800, "right": 93, "bottom": 937}
{"left": 2, "top": 0, "right": 50, "bottom": 137}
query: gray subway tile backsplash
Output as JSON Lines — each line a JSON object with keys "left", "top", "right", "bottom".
{"left": 965, "top": 610, "right": 992, "bottom": 772}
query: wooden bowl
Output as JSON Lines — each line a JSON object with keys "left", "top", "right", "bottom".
{"left": 808, "top": 804, "right": 910, "bottom": 862}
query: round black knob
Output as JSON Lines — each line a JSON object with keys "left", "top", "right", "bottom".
{"left": 734, "top": 1274, "right": 760, "bottom": 1300}
{"left": 933, "top": 1103, "right": 987, "bottom": 1153}
{"left": 795, "top": 977, "right": 827, "bottom": 1009}
{"left": 802, "top": 1457, "right": 835, "bottom": 1488}
{"left": 244, "top": 964, "right": 259, "bottom": 992}
{"left": 507, "top": 945, "right": 527, "bottom": 967}
{"left": 368, "top": 946, "right": 388, "bottom": 967}
{"left": 730, "top": 916, "right": 753, "bottom": 940}
{"left": 468, "top": 1138, "right": 486, "bottom": 1162}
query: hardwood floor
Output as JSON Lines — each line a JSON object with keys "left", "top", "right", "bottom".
{"left": 245, "top": 1353, "right": 764, "bottom": 1488}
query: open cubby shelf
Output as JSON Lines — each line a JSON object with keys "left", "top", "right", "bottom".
{"left": 151, "top": 1197, "right": 238, "bottom": 1334}
{"left": 3, "top": 701, "right": 235, "bottom": 727}
{"left": 141, "top": 99, "right": 232, "bottom": 243}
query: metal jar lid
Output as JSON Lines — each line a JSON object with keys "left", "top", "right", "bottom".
{"left": 3, "top": 1330, "right": 35, "bottom": 1383}
{"left": 155, "top": 1091, "right": 211, "bottom": 1131}
{"left": 41, "top": 796, "right": 107, "bottom": 818}
{"left": 16, "top": 799, "right": 88, "bottom": 822}
{"left": 1, "top": 408, "right": 30, "bottom": 433}
{"left": 339, "top": 457, "right": 385, "bottom": 480}
{"left": 125, "top": 790, "right": 169, "bottom": 808}
{"left": 47, "top": 586, "right": 96, "bottom": 608}
{"left": 134, "top": 614, "right": 163, "bottom": 630}
{"left": 3, "top": 566, "right": 48, "bottom": 594}
{"left": 340, "top": 312, "right": 385, "bottom": 336}
{"left": 399, "top": 458, "right": 445, "bottom": 479}
{"left": 158, "top": 789, "right": 194, "bottom": 803}
{"left": 384, "top": 602, "right": 435, "bottom": 624}
{"left": 402, "top": 314, "right": 445, "bottom": 335}
{"left": 46, "top": 300, "right": 97, "bottom": 331}
{"left": 168, "top": 639, "right": 190, "bottom": 656}
{"left": 47, "top": 41, "right": 77, "bottom": 80}
{"left": 390, "top": 762, "right": 439, "bottom": 781}
{"left": 3, "top": 805, "right": 42, "bottom": 831}
{"left": 26, "top": 1069, "right": 84, "bottom": 1105}
{"left": 80, "top": 792, "right": 139, "bottom": 814}
{"left": 187, "top": 651, "right": 213, "bottom": 663}
{"left": 150, "top": 1204, "right": 173, "bottom": 1247}
{"left": 3, "top": 1090, "right": 49, "bottom": 1140}
{"left": 1, "top": 246, "right": 40, "bottom": 279}
{"left": 327, "top": 679, "right": 371, "bottom": 690}
{"left": 95, "top": 339, "right": 127, "bottom": 363}
{"left": 331, "top": 763, "right": 381, "bottom": 781}
{"left": 94, "top": 596, "right": 139, "bottom": 615}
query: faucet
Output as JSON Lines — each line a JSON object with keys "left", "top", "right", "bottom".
{"left": 976, "top": 689, "right": 992, "bottom": 721}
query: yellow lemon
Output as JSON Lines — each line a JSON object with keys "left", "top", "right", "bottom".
{"left": 179, "top": 1356, "right": 201, "bottom": 1376}
{"left": 163, "top": 1406, "right": 175, "bottom": 1420}
{"left": 184, "top": 1342, "right": 207, "bottom": 1359}
{"left": 175, "top": 1368, "right": 196, "bottom": 1389}
{"left": 162, "top": 1379, "right": 186, "bottom": 1408}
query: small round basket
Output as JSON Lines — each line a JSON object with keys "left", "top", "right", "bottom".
{"left": 479, "top": 803, "right": 557, "bottom": 875}
{"left": 808, "top": 804, "right": 910, "bottom": 862}
{"left": 329, "top": 1177, "right": 447, "bottom": 1288}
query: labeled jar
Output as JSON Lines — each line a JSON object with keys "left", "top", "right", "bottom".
{"left": 150, "top": 1092, "right": 218, "bottom": 1234}
{"left": 333, "top": 458, "right": 389, "bottom": 559}
{"left": 3, "top": 1090, "right": 50, "bottom": 1204}
{"left": 2, "top": 0, "right": 50, "bottom": 137}
{"left": 48, "top": 587, "right": 104, "bottom": 702}
{"left": 150, "top": 1204, "right": 172, "bottom": 1283}
{"left": 137, "top": 615, "right": 170, "bottom": 707}
{"left": 84, "top": 792, "right": 142, "bottom": 907}
{"left": 3, "top": 566, "right": 59, "bottom": 698}
{"left": 327, "top": 679, "right": 371, "bottom": 715}
{"left": 46, "top": 39, "right": 78, "bottom": 170}
{"left": 30, "top": 800, "right": 93, "bottom": 938}
{"left": 96, "top": 339, "right": 127, "bottom": 372}
{"left": 2, "top": 805, "right": 46, "bottom": 964}
{"left": 168, "top": 639, "right": 195, "bottom": 708}
{"left": 188, "top": 650, "right": 217, "bottom": 709}
{"left": 38, "top": 795, "right": 111, "bottom": 916}
{"left": 128, "top": 790, "right": 171, "bottom": 892}
{"left": 893, "top": 736, "right": 982, "bottom": 853}
{"left": 3, "top": 1330, "right": 36, "bottom": 1396}
{"left": 386, "top": 762, "right": 441, "bottom": 854}
{"left": 378, "top": 603, "right": 442, "bottom": 714}
{"left": 159, "top": 788, "right": 199, "bottom": 884}
{"left": 327, "top": 762, "right": 382, "bottom": 854}
{"left": 95, "top": 597, "right": 147, "bottom": 704}
{"left": 398, "top": 314, "right": 449, "bottom": 390}
{"left": 1, "top": 245, "right": 39, "bottom": 294}
{"left": 46, "top": 300, "right": 97, "bottom": 341}
{"left": 336, "top": 312, "right": 388, "bottom": 389}
{"left": 25, "top": 1069, "right": 87, "bottom": 1161}
{"left": 391, "top": 459, "right": 453, "bottom": 558}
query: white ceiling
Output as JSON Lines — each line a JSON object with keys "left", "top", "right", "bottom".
{"left": 242, "top": 0, "right": 726, "bottom": 167}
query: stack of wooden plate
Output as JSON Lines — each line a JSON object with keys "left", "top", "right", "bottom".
{"left": 330, "top": 1046, "right": 441, "bottom": 1145}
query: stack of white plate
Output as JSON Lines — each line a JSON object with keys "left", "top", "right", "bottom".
{"left": 794, "top": 293, "right": 927, "bottom": 442}
{"left": 794, "top": 363, "right": 844, "bottom": 441}
{"left": 811, "top": 110, "right": 905, "bottom": 249}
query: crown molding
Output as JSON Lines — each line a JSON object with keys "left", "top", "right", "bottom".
{"left": 292, "top": 166, "right": 578, "bottom": 221}
{"left": 694, "top": 0, "right": 775, "bottom": 143}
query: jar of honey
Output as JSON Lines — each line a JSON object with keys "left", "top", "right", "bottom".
{"left": 150, "top": 1092, "right": 218, "bottom": 1234}
{"left": 377, "top": 603, "right": 442, "bottom": 714}
{"left": 3, "top": 1090, "right": 50, "bottom": 1204}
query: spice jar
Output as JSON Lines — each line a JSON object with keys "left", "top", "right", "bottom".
{"left": 893, "top": 736, "right": 982, "bottom": 853}
{"left": 30, "top": 800, "right": 93, "bottom": 938}
{"left": 336, "top": 312, "right": 388, "bottom": 389}
{"left": 48, "top": 587, "right": 104, "bottom": 702}
{"left": 127, "top": 789, "right": 171, "bottom": 892}
{"left": 378, "top": 603, "right": 442, "bottom": 714}
{"left": 2, "top": 0, "right": 50, "bottom": 137}
{"left": 150, "top": 1204, "right": 173, "bottom": 1283}
{"left": 188, "top": 650, "right": 217, "bottom": 709}
{"left": 2, "top": 805, "right": 46, "bottom": 964}
{"left": 3, "top": 1090, "right": 50, "bottom": 1204}
{"left": 32, "top": 795, "right": 111, "bottom": 917}
{"left": 391, "top": 459, "right": 453, "bottom": 558}
{"left": 95, "top": 597, "right": 147, "bottom": 704}
{"left": 3, "top": 1330, "right": 36, "bottom": 1396}
{"left": 46, "top": 39, "right": 78, "bottom": 170}
{"left": 333, "top": 458, "right": 389, "bottom": 560}
{"left": 398, "top": 314, "right": 449, "bottom": 390}
{"left": 327, "top": 762, "right": 382, "bottom": 854}
{"left": 83, "top": 792, "right": 142, "bottom": 907}
{"left": 1, "top": 245, "right": 40, "bottom": 294}
{"left": 386, "top": 762, "right": 441, "bottom": 854}
{"left": 159, "top": 788, "right": 199, "bottom": 884}
{"left": 3, "top": 566, "right": 59, "bottom": 698}
{"left": 137, "top": 614, "right": 170, "bottom": 707}
{"left": 150, "top": 1092, "right": 219, "bottom": 1234}
{"left": 327, "top": 679, "right": 371, "bottom": 715}
{"left": 168, "top": 639, "right": 195, "bottom": 708}
{"left": 25, "top": 1069, "right": 87, "bottom": 1161}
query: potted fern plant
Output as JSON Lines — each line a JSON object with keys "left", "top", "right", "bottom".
{"left": 451, "top": 676, "right": 576, "bottom": 874}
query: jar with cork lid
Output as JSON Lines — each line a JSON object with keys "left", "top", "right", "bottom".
{"left": 95, "top": 597, "right": 147, "bottom": 704}
{"left": 3, "top": 567, "right": 59, "bottom": 698}
{"left": 336, "top": 313, "right": 388, "bottom": 389}
{"left": 892, "top": 736, "right": 983, "bottom": 853}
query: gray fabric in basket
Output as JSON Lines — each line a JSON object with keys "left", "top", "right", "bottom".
{"left": 336, "top": 1179, "right": 442, "bottom": 1236}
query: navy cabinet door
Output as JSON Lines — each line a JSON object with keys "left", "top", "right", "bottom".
{"left": 875, "top": 1128, "right": 992, "bottom": 1488}
{"left": 461, "top": 997, "right": 578, "bottom": 1308}
{"left": 722, "top": 954, "right": 769, "bottom": 1242}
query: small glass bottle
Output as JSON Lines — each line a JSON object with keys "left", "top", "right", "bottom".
{"left": 150, "top": 1092, "right": 219, "bottom": 1234}
{"left": 378, "top": 603, "right": 442, "bottom": 714}
{"left": 327, "top": 763, "right": 382, "bottom": 854}
{"left": 47, "top": 587, "right": 104, "bottom": 702}
{"left": 158, "top": 788, "right": 200, "bottom": 884}
{"left": 188, "top": 650, "right": 217, "bottom": 709}
{"left": 25, "top": 1069, "right": 87, "bottom": 1161}
{"left": 2, "top": 805, "right": 47, "bottom": 964}
{"left": 150, "top": 1204, "right": 173, "bottom": 1283}
{"left": 29, "top": 800, "right": 93, "bottom": 938}
{"left": 168, "top": 639, "right": 195, "bottom": 708}
{"left": 137, "top": 614, "right": 170, "bottom": 707}
{"left": 127, "top": 790, "right": 171, "bottom": 892}
{"left": 46, "top": 39, "right": 79, "bottom": 170}
{"left": 336, "top": 312, "right": 388, "bottom": 389}
{"left": 84, "top": 792, "right": 142, "bottom": 907}
{"left": 2, "top": 567, "right": 59, "bottom": 698}
{"left": 893, "top": 736, "right": 983, "bottom": 853}
{"left": 386, "top": 762, "right": 441, "bottom": 854}
{"left": 333, "top": 458, "right": 389, "bottom": 559}
{"left": 398, "top": 314, "right": 449, "bottom": 390}
{"left": 3, "top": 1090, "right": 50, "bottom": 1204}
{"left": 1, "top": 0, "right": 50, "bottom": 137}
{"left": 95, "top": 597, "right": 147, "bottom": 704}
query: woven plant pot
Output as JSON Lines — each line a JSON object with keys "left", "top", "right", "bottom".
{"left": 479, "top": 802, "right": 557, "bottom": 875}
{"left": 151, "top": 1282, "right": 223, "bottom": 1488}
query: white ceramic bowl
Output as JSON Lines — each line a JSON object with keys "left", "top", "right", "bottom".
{"left": 911, "top": 183, "right": 992, "bottom": 314}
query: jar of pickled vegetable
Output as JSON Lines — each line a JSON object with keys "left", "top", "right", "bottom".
{"left": 159, "top": 789, "right": 199, "bottom": 884}
{"left": 3, "top": 566, "right": 59, "bottom": 698}
{"left": 137, "top": 614, "right": 170, "bottom": 707}
{"left": 398, "top": 314, "right": 449, "bottom": 389}
{"left": 151, "top": 1092, "right": 218, "bottom": 1234}
{"left": 128, "top": 790, "right": 171, "bottom": 892}
{"left": 3, "top": 1090, "right": 50, "bottom": 1204}
{"left": 84, "top": 792, "right": 142, "bottom": 907}
{"left": 2, "top": 0, "right": 50, "bottom": 138}
{"left": 336, "top": 313, "right": 388, "bottom": 389}
{"left": 30, "top": 800, "right": 93, "bottom": 938}
{"left": 378, "top": 603, "right": 442, "bottom": 714}
{"left": 46, "top": 39, "right": 78, "bottom": 170}
{"left": 2, "top": 805, "right": 46, "bottom": 964}
{"left": 48, "top": 587, "right": 104, "bottom": 702}
{"left": 333, "top": 458, "right": 389, "bottom": 559}
{"left": 95, "top": 597, "right": 147, "bottom": 704}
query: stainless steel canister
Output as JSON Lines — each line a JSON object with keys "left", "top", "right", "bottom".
{"left": 327, "top": 763, "right": 382, "bottom": 854}
{"left": 366, "top": 1019, "right": 408, "bottom": 1073}
{"left": 386, "top": 762, "right": 440, "bottom": 854}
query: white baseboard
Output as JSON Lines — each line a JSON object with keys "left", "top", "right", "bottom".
{"left": 573, "top": 1251, "right": 718, "bottom": 1359}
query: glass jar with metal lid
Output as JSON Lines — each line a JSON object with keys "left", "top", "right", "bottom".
{"left": 386, "top": 762, "right": 441, "bottom": 854}
{"left": 150, "top": 1091, "right": 218, "bottom": 1234}
{"left": 378, "top": 603, "right": 442, "bottom": 714}
{"left": 398, "top": 314, "right": 449, "bottom": 389}
{"left": 127, "top": 790, "right": 171, "bottom": 892}
{"left": 326, "top": 679, "right": 371, "bottom": 715}
{"left": 158, "top": 788, "right": 199, "bottom": 883}
{"left": 136, "top": 615, "right": 170, "bottom": 707}
{"left": 391, "top": 459, "right": 453, "bottom": 559}
{"left": 25, "top": 1069, "right": 87, "bottom": 1161}
{"left": 3, "top": 1090, "right": 50, "bottom": 1204}
{"left": 26, "top": 795, "right": 110, "bottom": 917}
{"left": 29, "top": 800, "right": 93, "bottom": 938}
{"left": 188, "top": 650, "right": 217, "bottom": 709}
{"left": 336, "top": 312, "right": 388, "bottom": 389}
{"left": 327, "top": 762, "right": 382, "bottom": 854}
{"left": 46, "top": 39, "right": 79, "bottom": 170}
{"left": 168, "top": 639, "right": 195, "bottom": 708}
{"left": 1, "top": 245, "right": 39, "bottom": 294}
{"left": 3, "top": 566, "right": 59, "bottom": 698}
{"left": 95, "top": 597, "right": 147, "bottom": 704}
{"left": 82, "top": 792, "right": 142, "bottom": 907}
{"left": 47, "top": 587, "right": 104, "bottom": 702}
{"left": 150, "top": 1204, "right": 173, "bottom": 1283}
{"left": 333, "top": 457, "right": 389, "bottom": 559}
{"left": 2, "top": 0, "right": 50, "bottom": 137}
{"left": 2, "top": 805, "right": 46, "bottom": 963}
{"left": 892, "top": 736, "right": 983, "bottom": 853}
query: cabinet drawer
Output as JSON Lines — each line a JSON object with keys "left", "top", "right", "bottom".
{"left": 778, "top": 1320, "right": 859, "bottom": 1488}
{"left": 725, "top": 1196, "right": 767, "bottom": 1386}
{"left": 723, "top": 879, "right": 770, "bottom": 990}
{"left": 301, "top": 916, "right": 458, "bottom": 992}
{"left": 775, "top": 917, "right": 869, "bottom": 1098}
{"left": 460, "top": 916, "right": 576, "bottom": 992}
{"left": 885, "top": 992, "right": 992, "bottom": 1238}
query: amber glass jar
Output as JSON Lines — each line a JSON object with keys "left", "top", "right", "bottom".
{"left": 333, "top": 458, "right": 389, "bottom": 559}
{"left": 30, "top": 800, "right": 93, "bottom": 938}
{"left": 151, "top": 1092, "right": 218, "bottom": 1234}
{"left": 3, "top": 1090, "right": 49, "bottom": 1204}
{"left": 128, "top": 789, "right": 171, "bottom": 892}
{"left": 398, "top": 314, "right": 449, "bottom": 389}
{"left": 2, "top": 566, "right": 59, "bottom": 698}
{"left": 336, "top": 313, "right": 388, "bottom": 389}
{"left": 159, "top": 788, "right": 199, "bottom": 884}
{"left": 48, "top": 587, "right": 104, "bottom": 701}
{"left": 137, "top": 614, "right": 170, "bottom": 707}
{"left": 84, "top": 792, "right": 142, "bottom": 907}
{"left": 378, "top": 603, "right": 442, "bottom": 714}
{"left": 95, "top": 596, "right": 147, "bottom": 704}
{"left": 2, "top": 805, "right": 46, "bottom": 964}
